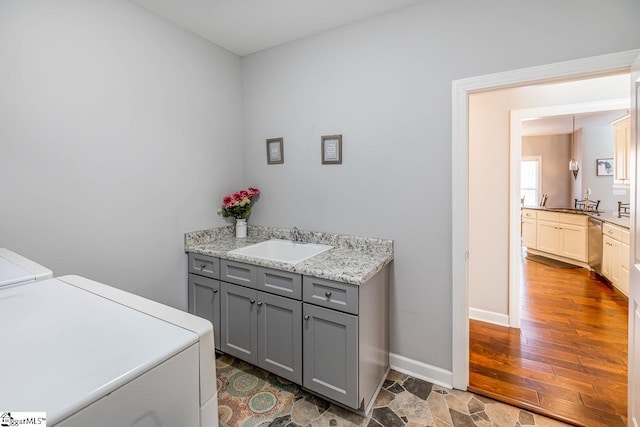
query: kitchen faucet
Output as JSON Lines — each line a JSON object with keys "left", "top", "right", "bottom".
{"left": 291, "top": 226, "right": 305, "bottom": 243}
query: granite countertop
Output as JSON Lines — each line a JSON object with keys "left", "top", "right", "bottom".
{"left": 522, "top": 206, "right": 630, "bottom": 229}
{"left": 184, "top": 226, "right": 394, "bottom": 285}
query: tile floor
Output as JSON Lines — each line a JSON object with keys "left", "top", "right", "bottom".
{"left": 218, "top": 360, "right": 572, "bottom": 427}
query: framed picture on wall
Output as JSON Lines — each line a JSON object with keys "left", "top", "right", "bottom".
{"left": 321, "top": 134, "right": 342, "bottom": 164}
{"left": 266, "top": 138, "right": 284, "bottom": 164}
{"left": 596, "top": 158, "right": 613, "bottom": 176}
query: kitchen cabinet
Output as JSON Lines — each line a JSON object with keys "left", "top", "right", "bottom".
{"left": 187, "top": 253, "right": 220, "bottom": 351}
{"left": 521, "top": 209, "right": 537, "bottom": 249}
{"left": 602, "top": 223, "right": 630, "bottom": 296}
{"left": 613, "top": 115, "right": 631, "bottom": 187}
{"left": 531, "top": 211, "right": 587, "bottom": 263}
{"left": 602, "top": 236, "right": 621, "bottom": 286}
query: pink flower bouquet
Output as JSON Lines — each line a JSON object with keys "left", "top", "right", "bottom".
{"left": 217, "top": 187, "right": 260, "bottom": 219}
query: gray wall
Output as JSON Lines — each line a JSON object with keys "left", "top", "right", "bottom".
{"left": 522, "top": 134, "right": 572, "bottom": 208}
{"left": 581, "top": 125, "right": 630, "bottom": 212}
{"left": 0, "top": 0, "right": 639, "bottom": 377}
{"left": 242, "top": 0, "right": 640, "bottom": 371}
{"left": 0, "top": 0, "right": 243, "bottom": 308}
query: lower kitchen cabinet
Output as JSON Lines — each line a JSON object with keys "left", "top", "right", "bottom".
{"left": 532, "top": 212, "right": 587, "bottom": 263}
{"left": 188, "top": 274, "right": 220, "bottom": 351}
{"left": 220, "top": 281, "right": 302, "bottom": 383}
{"left": 521, "top": 217, "right": 537, "bottom": 249}
{"left": 302, "top": 302, "right": 358, "bottom": 409}
{"left": 602, "top": 223, "right": 630, "bottom": 296}
{"left": 603, "top": 235, "right": 621, "bottom": 286}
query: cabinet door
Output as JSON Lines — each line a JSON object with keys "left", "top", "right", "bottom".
{"left": 620, "top": 242, "right": 630, "bottom": 295}
{"left": 303, "top": 303, "right": 358, "bottom": 409}
{"left": 603, "top": 236, "right": 621, "bottom": 285}
{"left": 614, "top": 118, "right": 631, "bottom": 184}
{"left": 560, "top": 224, "right": 587, "bottom": 262}
{"left": 221, "top": 282, "right": 258, "bottom": 364}
{"left": 257, "top": 291, "right": 302, "bottom": 383}
{"left": 536, "top": 221, "right": 561, "bottom": 254}
{"left": 188, "top": 274, "right": 221, "bottom": 351}
{"left": 521, "top": 218, "right": 537, "bottom": 249}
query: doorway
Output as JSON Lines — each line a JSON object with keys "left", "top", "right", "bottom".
{"left": 451, "top": 49, "right": 640, "bottom": 397}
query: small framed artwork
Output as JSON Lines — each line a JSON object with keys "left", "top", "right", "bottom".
{"left": 266, "top": 138, "right": 284, "bottom": 164}
{"left": 321, "top": 134, "right": 342, "bottom": 165}
{"left": 596, "top": 158, "right": 614, "bottom": 176}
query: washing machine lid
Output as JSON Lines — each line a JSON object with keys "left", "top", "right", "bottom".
{"left": 0, "top": 278, "right": 198, "bottom": 424}
{"left": 0, "top": 248, "right": 53, "bottom": 287}
{"left": 0, "top": 255, "right": 35, "bottom": 286}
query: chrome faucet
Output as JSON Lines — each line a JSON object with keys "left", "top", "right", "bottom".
{"left": 291, "top": 226, "right": 305, "bottom": 243}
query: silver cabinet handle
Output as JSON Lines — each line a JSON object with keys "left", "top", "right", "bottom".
{"left": 249, "top": 299, "right": 256, "bottom": 304}
{"left": 325, "top": 291, "right": 332, "bottom": 298}
{"left": 213, "top": 289, "right": 218, "bottom": 293}
{"left": 257, "top": 301, "right": 263, "bottom": 306}
{"left": 304, "top": 315, "right": 310, "bottom": 320}
{"left": 200, "top": 263, "right": 206, "bottom": 269}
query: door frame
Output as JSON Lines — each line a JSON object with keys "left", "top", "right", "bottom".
{"left": 451, "top": 49, "right": 640, "bottom": 390}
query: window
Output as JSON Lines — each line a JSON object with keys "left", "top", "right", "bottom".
{"left": 521, "top": 157, "right": 541, "bottom": 207}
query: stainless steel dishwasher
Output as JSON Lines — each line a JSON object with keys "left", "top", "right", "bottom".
{"left": 588, "top": 216, "right": 603, "bottom": 276}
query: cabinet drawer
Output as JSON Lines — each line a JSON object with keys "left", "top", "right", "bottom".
{"left": 258, "top": 267, "right": 302, "bottom": 299}
{"left": 603, "top": 223, "right": 623, "bottom": 241}
{"left": 188, "top": 253, "right": 219, "bottom": 279}
{"left": 558, "top": 213, "right": 587, "bottom": 226}
{"left": 303, "top": 276, "right": 358, "bottom": 315}
{"left": 221, "top": 259, "right": 257, "bottom": 288}
{"left": 521, "top": 209, "right": 537, "bottom": 219}
{"left": 621, "top": 229, "right": 630, "bottom": 245}
{"left": 536, "top": 211, "right": 559, "bottom": 222}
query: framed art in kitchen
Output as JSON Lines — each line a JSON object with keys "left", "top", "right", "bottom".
{"left": 596, "top": 158, "right": 613, "bottom": 176}
{"left": 321, "top": 134, "right": 342, "bottom": 165}
{"left": 266, "top": 138, "right": 284, "bottom": 164}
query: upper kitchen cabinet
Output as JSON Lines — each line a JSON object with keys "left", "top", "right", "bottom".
{"left": 613, "top": 115, "right": 631, "bottom": 187}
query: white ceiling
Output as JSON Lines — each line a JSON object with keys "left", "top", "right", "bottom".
{"left": 521, "top": 109, "right": 629, "bottom": 137}
{"left": 131, "top": 0, "right": 426, "bottom": 56}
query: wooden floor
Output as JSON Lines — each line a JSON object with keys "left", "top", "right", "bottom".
{"left": 469, "top": 255, "right": 629, "bottom": 426}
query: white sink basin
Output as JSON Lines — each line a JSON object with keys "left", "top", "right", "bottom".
{"left": 229, "top": 239, "right": 333, "bottom": 264}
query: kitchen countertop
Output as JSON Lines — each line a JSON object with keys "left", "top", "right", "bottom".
{"left": 184, "top": 225, "right": 394, "bottom": 285}
{"left": 522, "top": 206, "right": 630, "bottom": 229}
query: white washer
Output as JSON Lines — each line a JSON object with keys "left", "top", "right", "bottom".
{"left": 0, "top": 248, "right": 53, "bottom": 287}
{"left": 0, "top": 275, "right": 218, "bottom": 427}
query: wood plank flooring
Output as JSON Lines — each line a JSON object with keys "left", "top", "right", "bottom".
{"left": 469, "top": 255, "right": 629, "bottom": 426}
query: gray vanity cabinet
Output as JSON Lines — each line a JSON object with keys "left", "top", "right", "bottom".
{"left": 188, "top": 252, "right": 389, "bottom": 415}
{"left": 257, "top": 291, "right": 302, "bottom": 383}
{"left": 188, "top": 274, "right": 221, "bottom": 351}
{"left": 220, "top": 281, "right": 258, "bottom": 364}
{"left": 302, "top": 302, "right": 358, "bottom": 408}
{"left": 219, "top": 264, "right": 303, "bottom": 384}
{"left": 187, "top": 253, "right": 221, "bottom": 351}
{"left": 302, "top": 271, "right": 389, "bottom": 414}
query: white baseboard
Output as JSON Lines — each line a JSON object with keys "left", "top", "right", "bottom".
{"left": 389, "top": 353, "right": 453, "bottom": 389}
{"left": 469, "top": 308, "right": 509, "bottom": 327}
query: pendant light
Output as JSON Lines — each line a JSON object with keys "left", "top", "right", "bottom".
{"left": 569, "top": 116, "right": 579, "bottom": 179}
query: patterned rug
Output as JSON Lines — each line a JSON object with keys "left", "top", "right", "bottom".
{"left": 216, "top": 354, "right": 300, "bottom": 427}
